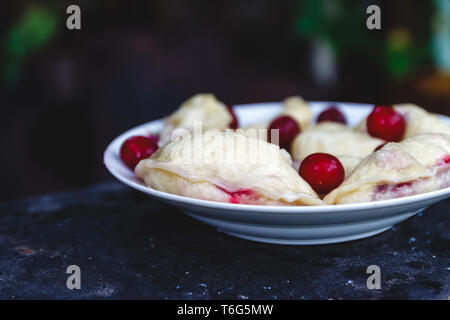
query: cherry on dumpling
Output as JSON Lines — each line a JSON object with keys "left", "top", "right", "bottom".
{"left": 120, "top": 136, "right": 158, "bottom": 170}
{"left": 317, "top": 106, "right": 347, "bottom": 124}
{"left": 367, "top": 106, "right": 406, "bottom": 142}
{"left": 268, "top": 115, "right": 301, "bottom": 151}
{"left": 299, "top": 153, "right": 345, "bottom": 195}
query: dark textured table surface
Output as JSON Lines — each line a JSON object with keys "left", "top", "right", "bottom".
{"left": 0, "top": 182, "right": 448, "bottom": 299}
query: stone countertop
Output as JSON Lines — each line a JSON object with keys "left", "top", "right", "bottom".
{"left": 0, "top": 183, "right": 448, "bottom": 299}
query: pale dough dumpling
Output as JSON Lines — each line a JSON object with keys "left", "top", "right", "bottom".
{"left": 246, "top": 96, "right": 313, "bottom": 131}
{"left": 291, "top": 122, "right": 384, "bottom": 161}
{"left": 336, "top": 155, "right": 364, "bottom": 178}
{"left": 135, "top": 130, "right": 323, "bottom": 206}
{"left": 324, "top": 134, "right": 450, "bottom": 204}
{"left": 355, "top": 104, "right": 450, "bottom": 140}
{"left": 282, "top": 96, "right": 313, "bottom": 130}
{"left": 159, "top": 94, "right": 233, "bottom": 144}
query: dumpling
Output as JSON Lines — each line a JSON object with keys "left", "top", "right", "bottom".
{"left": 335, "top": 155, "right": 364, "bottom": 178}
{"left": 135, "top": 130, "right": 323, "bottom": 206}
{"left": 396, "top": 104, "right": 450, "bottom": 138}
{"left": 324, "top": 134, "right": 450, "bottom": 204}
{"left": 291, "top": 122, "right": 384, "bottom": 161}
{"left": 159, "top": 94, "right": 233, "bottom": 144}
{"left": 355, "top": 104, "right": 450, "bottom": 139}
{"left": 282, "top": 96, "right": 313, "bottom": 130}
{"left": 246, "top": 96, "right": 313, "bottom": 130}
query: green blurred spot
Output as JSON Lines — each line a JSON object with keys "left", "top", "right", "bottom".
{"left": 384, "top": 29, "right": 430, "bottom": 80}
{"left": 292, "top": 0, "right": 432, "bottom": 82}
{"left": 2, "top": 3, "right": 59, "bottom": 84}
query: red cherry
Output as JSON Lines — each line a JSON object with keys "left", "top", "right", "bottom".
{"left": 268, "top": 115, "right": 301, "bottom": 151}
{"left": 148, "top": 134, "right": 159, "bottom": 144}
{"left": 317, "top": 106, "right": 347, "bottom": 124}
{"left": 299, "top": 153, "right": 345, "bottom": 195}
{"left": 367, "top": 106, "right": 406, "bottom": 142}
{"left": 120, "top": 136, "right": 158, "bottom": 170}
{"left": 227, "top": 106, "right": 239, "bottom": 129}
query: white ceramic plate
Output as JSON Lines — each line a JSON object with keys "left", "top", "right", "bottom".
{"left": 104, "top": 102, "right": 450, "bottom": 245}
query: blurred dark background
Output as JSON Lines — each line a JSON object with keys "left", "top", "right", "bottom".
{"left": 1, "top": 0, "right": 449, "bottom": 201}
